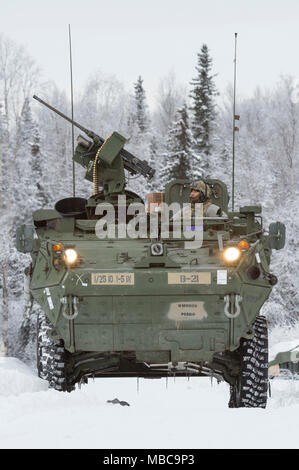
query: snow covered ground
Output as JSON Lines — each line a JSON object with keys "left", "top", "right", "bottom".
{"left": 0, "top": 356, "right": 299, "bottom": 449}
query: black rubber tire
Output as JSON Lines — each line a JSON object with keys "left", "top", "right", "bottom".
{"left": 229, "top": 316, "right": 268, "bottom": 408}
{"left": 36, "top": 310, "right": 74, "bottom": 392}
{"left": 50, "top": 340, "right": 75, "bottom": 392}
{"left": 37, "top": 310, "right": 54, "bottom": 382}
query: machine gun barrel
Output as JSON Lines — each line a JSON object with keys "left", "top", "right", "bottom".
{"left": 33, "top": 95, "right": 155, "bottom": 180}
{"left": 33, "top": 95, "right": 100, "bottom": 142}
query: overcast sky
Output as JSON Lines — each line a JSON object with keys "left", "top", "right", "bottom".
{"left": 1, "top": 0, "right": 299, "bottom": 108}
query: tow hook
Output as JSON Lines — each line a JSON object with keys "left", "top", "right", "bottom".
{"left": 61, "top": 295, "right": 80, "bottom": 320}
{"left": 264, "top": 273, "right": 278, "bottom": 285}
{"left": 224, "top": 294, "right": 242, "bottom": 319}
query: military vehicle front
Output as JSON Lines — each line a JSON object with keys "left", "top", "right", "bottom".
{"left": 16, "top": 97, "right": 286, "bottom": 408}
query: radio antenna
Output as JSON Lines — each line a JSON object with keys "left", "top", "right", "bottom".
{"left": 232, "top": 32, "right": 239, "bottom": 211}
{"left": 68, "top": 24, "right": 75, "bottom": 197}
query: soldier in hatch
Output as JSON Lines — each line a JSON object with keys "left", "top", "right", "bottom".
{"left": 189, "top": 180, "right": 224, "bottom": 217}
{"left": 179, "top": 180, "right": 225, "bottom": 219}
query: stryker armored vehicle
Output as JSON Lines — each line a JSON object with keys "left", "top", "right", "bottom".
{"left": 269, "top": 345, "right": 299, "bottom": 378}
{"left": 16, "top": 95, "right": 286, "bottom": 408}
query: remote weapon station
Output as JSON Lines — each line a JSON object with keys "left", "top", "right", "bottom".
{"left": 16, "top": 94, "right": 285, "bottom": 408}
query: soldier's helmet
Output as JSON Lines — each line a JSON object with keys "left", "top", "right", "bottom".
{"left": 191, "top": 180, "right": 211, "bottom": 199}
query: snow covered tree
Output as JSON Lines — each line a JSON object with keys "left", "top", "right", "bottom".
{"left": 14, "top": 98, "right": 37, "bottom": 224}
{"left": 160, "top": 104, "right": 194, "bottom": 188}
{"left": 270, "top": 76, "right": 298, "bottom": 199}
{"left": 189, "top": 44, "right": 218, "bottom": 176}
{"left": 0, "top": 104, "right": 10, "bottom": 223}
{"left": 0, "top": 34, "right": 39, "bottom": 133}
{"left": 153, "top": 71, "right": 187, "bottom": 138}
{"left": 31, "top": 122, "right": 47, "bottom": 208}
{"left": 146, "top": 135, "right": 161, "bottom": 192}
{"left": 0, "top": 35, "right": 40, "bottom": 359}
{"left": 210, "top": 84, "right": 234, "bottom": 194}
{"left": 133, "top": 76, "right": 149, "bottom": 135}
{"left": 35, "top": 86, "right": 74, "bottom": 203}
{"left": 0, "top": 104, "right": 10, "bottom": 356}
{"left": 211, "top": 78, "right": 299, "bottom": 326}
{"left": 77, "top": 71, "right": 129, "bottom": 137}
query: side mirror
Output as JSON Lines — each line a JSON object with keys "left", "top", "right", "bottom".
{"left": 269, "top": 222, "right": 286, "bottom": 250}
{"left": 16, "top": 225, "right": 35, "bottom": 253}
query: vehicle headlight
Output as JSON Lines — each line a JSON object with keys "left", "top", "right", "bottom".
{"left": 64, "top": 248, "right": 78, "bottom": 264}
{"left": 223, "top": 247, "right": 240, "bottom": 262}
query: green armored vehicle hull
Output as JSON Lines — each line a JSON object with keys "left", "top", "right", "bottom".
{"left": 16, "top": 96, "right": 286, "bottom": 408}
{"left": 269, "top": 345, "right": 299, "bottom": 378}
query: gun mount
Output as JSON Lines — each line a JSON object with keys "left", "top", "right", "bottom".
{"left": 33, "top": 95, "right": 155, "bottom": 197}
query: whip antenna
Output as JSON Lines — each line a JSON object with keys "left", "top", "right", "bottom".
{"left": 232, "top": 32, "right": 239, "bottom": 211}
{"left": 68, "top": 24, "right": 75, "bottom": 197}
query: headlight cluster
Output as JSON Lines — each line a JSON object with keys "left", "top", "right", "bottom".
{"left": 223, "top": 240, "right": 250, "bottom": 263}
{"left": 52, "top": 243, "right": 79, "bottom": 267}
{"left": 223, "top": 247, "right": 240, "bottom": 262}
{"left": 64, "top": 249, "right": 78, "bottom": 264}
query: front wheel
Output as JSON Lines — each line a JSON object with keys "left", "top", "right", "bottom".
{"left": 36, "top": 310, "right": 74, "bottom": 392}
{"left": 229, "top": 316, "right": 268, "bottom": 408}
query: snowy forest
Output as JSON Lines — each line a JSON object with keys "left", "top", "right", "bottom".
{"left": 0, "top": 33, "right": 298, "bottom": 364}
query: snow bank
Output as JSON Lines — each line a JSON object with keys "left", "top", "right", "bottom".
{"left": 0, "top": 358, "right": 299, "bottom": 449}
{"left": 0, "top": 357, "right": 48, "bottom": 397}
{"left": 0, "top": 374, "right": 299, "bottom": 449}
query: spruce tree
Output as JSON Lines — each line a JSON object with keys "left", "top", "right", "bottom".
{"left": 133, "top": 76, "right": 149, "bottom": 134}
{"left": 0, "top": 104, "right": 10, "bottom": 228}
{"left": 14, "top": 98, "right": 36, "bottom": 224}
{"left": 31, "top": 123, "right": 47, "bottom": 207}
{"left": 14, "top": 99, "right": 47, "bottom": 360}
{"left": 147, "top": 135, "right": 160, "bottom": 192}
{"left": 189, "top": 44, "right": 218, "bottom": 176}
{"left": 160, "top": 104, "right": 194, "bottom": 189}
